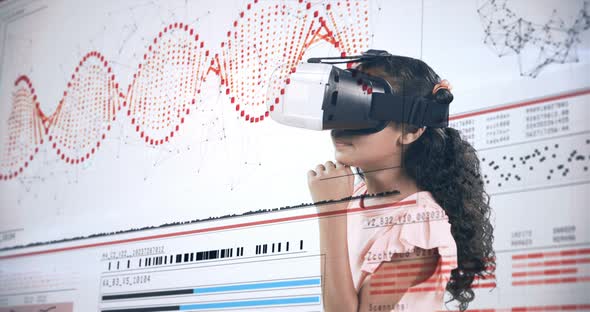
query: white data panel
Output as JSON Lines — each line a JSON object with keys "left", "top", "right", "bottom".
{"left": 1, "top": 0, "right": 589, "bottom": 311}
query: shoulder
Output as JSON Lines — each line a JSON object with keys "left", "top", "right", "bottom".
{"left": 416, "top": 191, "right": 442, "bottom": 208}
{"left": 403, "top": 191, "right": 457, "bottom": 258}
{"left": 411, "top": 191, "right": 448, "bottom": 218}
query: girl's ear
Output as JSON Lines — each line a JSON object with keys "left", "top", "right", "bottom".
{"left": 398, "top": 126, "right": 425, "bottom": 145}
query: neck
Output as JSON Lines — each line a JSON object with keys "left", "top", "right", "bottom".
{"left": 361, "top": 166, "right": 419, "bottom": 198}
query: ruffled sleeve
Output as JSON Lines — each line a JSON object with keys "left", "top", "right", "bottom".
{"left": 360, "top": 192, "right": 457, "bottom": 274}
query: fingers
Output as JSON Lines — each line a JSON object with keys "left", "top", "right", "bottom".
{"left": 308, "top": 161, "right": 355, "bottom": 205}
{"left": 335, "top": 161, "right": 353, "bottom": 175}
{"left": 324, "top": 161, "right": 336, "bottom": 171}
{"left": 312, "top": 162, "right": 336, "bottom": 177}
{"left": 308, "top": 164, "right": 328, "bottom": 182}
{"left": 315, "top": 164, "right": 326, "bottom": 173}
{"left": 308, "top": 161, "right": 352, "bottom": 180}
{"left": 307, "top": 170, "right": 317, "bottom": 180}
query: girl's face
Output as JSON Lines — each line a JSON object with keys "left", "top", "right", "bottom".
{"left": 331, "top": 125, "right": 404, "bottom": 171}
{"left": 331, "top": 67, "right": 425, "bottom": 171}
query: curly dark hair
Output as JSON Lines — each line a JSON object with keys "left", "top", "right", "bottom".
{"left": 356, "top": 55, "right": 496, "bottom": 311}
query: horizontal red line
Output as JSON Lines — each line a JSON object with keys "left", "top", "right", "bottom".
{"left": 373, "top": 268, "right": 494, "bottom": 280}
{"left": 373, "top": 269, "right": 449, "bottom": 280}
{"left": 0, "top": 200, "right": 416, "bottom": 260}
{"left": 369, "top": 286, "right": 444, "bottom": 295}
{"left": 371, "top": 279, "right": 496, "bottom": 290}
{"left": 370, "top": 281, "right": 396, "bottom": 288}
{"left": 512, "top": 276, "right": 590, "bottom": 286}
{"left": 371, "top": 273, "right": 495, "bottom": 292}
{"left": 437, "top": 310, "right": 499, "bottom": 312}
{"left": 472, "top": 282, "right": 496, "bottom": 288}
{"left": 376, "top": 260, "right": 458, "bottom": 272}
{"left": 438, "top": 310, "right": 501, "bottom": 312}
{"left": 512, "top": 257, "right": 590, "bottom": 268}
{"left": 512, "top": 248, "right": 590, "bottom": 260}
{"left": 370, "top": 284, "right": 493, "bottom": 295}
{"left": 449, "top": 88, "right": 590, "bottom": 121}
{"left": 511, "top": 304, "right": 590, "bottom": 311}
{"left": 372, "top": 272, "right": 445, "bottom": 284}
{"left": 512, "top": 268, "right": 577, "bottom": 278}
{"left": 379, "top": 261, "right": 439, "bottom": 271}
{"left": 438, "top": 305, "right": 590, "bottom": 312}
{"left": 408, "top": 286, "right": 438, "bottom": 293}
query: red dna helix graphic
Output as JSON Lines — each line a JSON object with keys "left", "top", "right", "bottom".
{"left": 0, "top": 0, "right": 370, "bottom": 181}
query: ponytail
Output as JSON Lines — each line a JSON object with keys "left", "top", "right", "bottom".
{"left": 403, "top": 126, "right": 495, "bottom": 311}
{"left": 357, "top": 55, "right": 496, "bottom": 311}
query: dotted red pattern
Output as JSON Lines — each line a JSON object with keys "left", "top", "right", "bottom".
{"left": 0, "top": 0, "right": 370, "bottom": 180}
{"left": 0, "top": 76, "right": 44, "bottom": 180}
{"left": 49, "top": 51, "right": 119, "bottom": 166}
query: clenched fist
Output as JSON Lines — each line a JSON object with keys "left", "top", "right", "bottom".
{"left": 307, "top": 161, "right": 355, "bottom": 211}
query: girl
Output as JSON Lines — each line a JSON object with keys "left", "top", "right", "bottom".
{"left": 307, "top": 55, "right": 495, "bottom": 312}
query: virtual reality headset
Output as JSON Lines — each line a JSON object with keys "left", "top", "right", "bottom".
{"left": 269, "top": 50, "right": 451, "bottom": 134}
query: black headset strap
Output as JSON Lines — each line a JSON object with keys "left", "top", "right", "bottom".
{"left": 307, "top": 49, "right": 392, "bottom": 64}
{"left": 370, "top": 93, "right": 449, "bottom": 128}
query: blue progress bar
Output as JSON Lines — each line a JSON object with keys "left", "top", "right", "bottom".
{"left": 179, "top": 296, "right": 320, "bottom": 310}
{"left": 193, "top": 278, "right": 320, "bottom": 294}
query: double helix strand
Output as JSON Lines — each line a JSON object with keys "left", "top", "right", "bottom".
{"left": 0, "top": 0, "right": 370, "bottom": 180}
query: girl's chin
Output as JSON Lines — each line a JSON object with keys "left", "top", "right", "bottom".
{"left": 334, "top": 152, "right": 355, "bottom": 167}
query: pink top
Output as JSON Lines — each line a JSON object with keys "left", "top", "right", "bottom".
{"left": 347, "top": 181, "right": 458, "bottom": 311}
